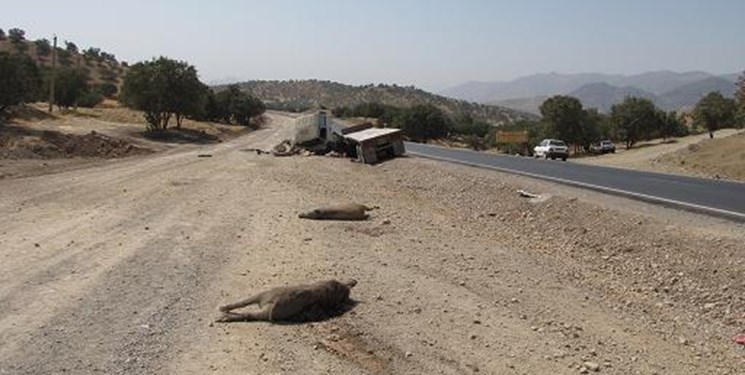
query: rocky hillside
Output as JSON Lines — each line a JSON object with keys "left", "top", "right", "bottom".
{"left": 225, "top": 80, "right": 537, "bottom": 124}
{"left": 0, "top": 33, "right": 127, "bottom": 92}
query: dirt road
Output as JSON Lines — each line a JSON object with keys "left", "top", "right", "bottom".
{"left": 1, "top": 113, "right": 743, "bottom": 374}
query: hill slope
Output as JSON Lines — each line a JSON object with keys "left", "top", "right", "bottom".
{"left": 658, "top": 76, "right": 737, "bottom": 111}
{"left": 0, "top": 37, "right": 127, "bottom": 92}
{"left": 227, "top": 80, "right": 537, "bottom": 124}
{"left": 569, "top": 83, "right": 657, "bottom": 112}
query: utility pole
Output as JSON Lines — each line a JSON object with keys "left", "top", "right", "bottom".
{"left": 74, "top": 46, "right": 81, "bottom": 111}
{"left": 48, "top": 35, "right": 57, "bottom": 113}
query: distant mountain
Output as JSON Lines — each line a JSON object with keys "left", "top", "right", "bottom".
{"left": 569, "top": 83, "right": 657, "bottom": 113}
{"left": 610, "top": 71, "right": 714, "bottom": 96}
{"left": 224, "top": 80, "right": 538, "bottom": 124}
{"left": 489, "top": 96, "right": 549, "bottom": 116}
{"left": 448, "top": 70, "right": 740, "bottom": 114}
{"left": 489, "top": 83, "right": 657, "bottom": 114}
{"left": 720, "top": 73, "right": 741, "bottom": 83}
{"left": 658, "top": 76, "right": 737, "bottom": 111}
{"left": 442, "top": 72, "right": 623, "bottom": 102}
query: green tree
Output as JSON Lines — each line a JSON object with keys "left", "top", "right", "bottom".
{"left": 610, "top": 97, "right": 659, "bottom": 149}
{"left": 539, "top": 95, "right": 586, "bottom": 152}
{"left": 0, "top": 28, "right": 6, "bottom": 41}
{"left": 8, "top": 28, "right": 27, "bottom": 53}
{"left": 693, "top": 91, "right": 737, "bottom": 138}
{"left": 8, "top": 28, "right": 25, "bottom": 43}
{"left": 100, "top": 51, "right": 117, "bottom": 64}
{"left": 393, "top": 104, "right": 449, "bottom": 141}
{"left": 77, "top": 91, "right": 104, "bottom": 108}
{"left": 53, "top": 68, "right": 89, "bottom": 109}
{"left": 94, "top": 83, "right": 118, "bottom": 98}
{"left": 0, "top": 52, "right": 42, "bottom": 111}
{"left": 65, "top": 41, "right": 78, "bottom": 54}
{"left": 735, "top": 72, "right": 745, "bottom": 128}
{"left": 83, "top": 47, "right": 101, "bottom": 60}
{"left": 580, "top": 108, "right": 606, "bottom": 150}
{"left": 657, "top": 110, "right": 687, "bottom": 140}
{"left": 213, "top": 85, "right": 266, "bottom": 127}
{"left": 34, "top": 39, "right": 52, "bottom": 59}
{"left": 54, "top": 47, "right": 72, "bottom": 67}
{"left": 120, "top": 56, "right": 207, "bottom": 131}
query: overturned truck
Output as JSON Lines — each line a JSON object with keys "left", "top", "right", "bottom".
{"left": 289, "top": 111, "right": 405, "bottom": 164}
{"left": 340, "top": 127, "right": 405, "bottom": 164}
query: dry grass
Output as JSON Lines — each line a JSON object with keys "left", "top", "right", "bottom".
{"left": 655, "top": 131, "right": 745, "bottom": 181}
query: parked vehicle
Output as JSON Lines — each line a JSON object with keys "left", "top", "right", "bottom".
{"left": 533, "top": 139, "right": 569, "bottom": 161}
{"left": 590, "top": 140, "right": 616, "bottom": 154}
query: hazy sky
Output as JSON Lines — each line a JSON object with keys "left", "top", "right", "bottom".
{"left": 3, "top": 0, "right": 743, "bottom": 91}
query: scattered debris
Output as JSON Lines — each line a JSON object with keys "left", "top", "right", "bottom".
{"left": 325, "top": 150, "right": 345, "bottom": 158}
{"left": 242, "top": 148, "right": 270, "bottom": 155}
{"left": 734, "top": 333, "right": 745, "bottom": 345}
{"left": 582, "top": 361, "right": 601, "bottom": 372}
{"left": 272, "top": 140, "right": 302, "bottom": 157}
{"left": 517, "top": 189, "right": 541, "bottom": 199}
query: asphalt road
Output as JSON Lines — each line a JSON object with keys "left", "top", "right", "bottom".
{"left": 405, "top": 142, "right": 745, "bottom": 222}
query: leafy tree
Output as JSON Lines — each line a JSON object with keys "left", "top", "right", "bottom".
{"left": 0, "top": 28, "right": 6, "bottom": 41}
{"left": 451, "top": 113, "right": 492, "bottom": 138}
{"left": 77, "top": 91, "right": 104, "bottom": 108}
{"left": 34, "top": 39, "right": 52, "bottom": 58}
{"left": 94, "top": 83, "right": 118, "bottom": 98}
{"left": 8, "top": 28, "right": 25, "bottom": 44}
{"left": 65, "top": 41, "right": 78, "bottom": 54}
{"left": 610, "top": 97, "right": 659, "bottom": 149}
{"left": 8, "top": 28, "right": 27, "bottom": 53}
{"left": 120, "top": 57, "right": 207, "bottom": 130}
{"left": 579, "top": 108, "right": 605, "bottom": 150}
{"left": 0, "top": 52, "right": 42, "bottom": 111}
{"left": 53, "top": 68, "right": 89, "bottom": 109}
{"left": 735, "top": 72, "right": 745, "bottom": 128}
{"left": 693, "top": 91, "right": 737, "bottom": 138}
{"left": 55, "top": 47, "right": 72, "bottom": 67}
{"left": 100, "top": 52, "right": 117, "bottom": 64}
{"left": 657, "top": 110, "right": 688, "bottom": 140}
{"left": 540, "top": 95, "right": 586, "bottom": 152}
{"left": 393, "top": 104, "right": 449, "bottom": 141}
{"left": 213, "top": 85, "right": 266, "bottom": 127}
{"left": 83, "top": 48, "right": 101, "bottom": 61}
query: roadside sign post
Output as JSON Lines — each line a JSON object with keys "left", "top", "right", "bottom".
{"left": 496, "top": 131, "right": 529, "bottom": 155}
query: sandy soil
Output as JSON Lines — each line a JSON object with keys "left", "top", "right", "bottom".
{"left": 575, "top": 129, "right": 745, "bottom": 181}
{"left": 1, "top": 113, "right": 744, "bottom": 374}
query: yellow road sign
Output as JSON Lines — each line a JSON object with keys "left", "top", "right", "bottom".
{"left": 497, "top": 131, "right": 528, "bottom": 144}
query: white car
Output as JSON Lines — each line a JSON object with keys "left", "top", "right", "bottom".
{"left": 533, "top": 139, "right": 569, "bottom": 161}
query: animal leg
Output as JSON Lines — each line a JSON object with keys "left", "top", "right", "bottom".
{"left": 215, "top": 308, "right": 271, "bottom": 323}
{"left": 219, "top": 292, "right": 263, "bottom": 312}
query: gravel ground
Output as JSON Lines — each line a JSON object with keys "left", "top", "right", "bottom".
{"left": 1, "top": 113, "right": 743, "bottom": 374}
